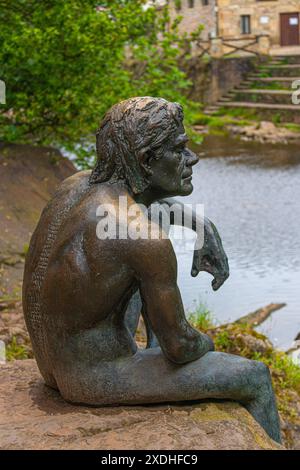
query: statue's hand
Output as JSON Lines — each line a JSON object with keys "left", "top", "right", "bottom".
{"left": 191, "top": 218, "right": 229, "bottom": 291}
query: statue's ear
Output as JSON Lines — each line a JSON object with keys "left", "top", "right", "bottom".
{"left": 138, "top": 147, "right": 154, "bottom": 176}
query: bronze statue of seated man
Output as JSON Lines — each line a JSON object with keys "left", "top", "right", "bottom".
{"left": 23, "top": 97, "right": 281, "bottom": 443}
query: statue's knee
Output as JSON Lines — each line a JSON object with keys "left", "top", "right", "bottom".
{"left": 254, "top": 360, "right": 270, "bottom": 378}
{"left": 251, "top": 360, "right": 272, "bottom": 392}
{"left": 235, "top": 359, "right": 271, "bottom": 399}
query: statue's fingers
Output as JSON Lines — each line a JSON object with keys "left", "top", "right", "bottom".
{"left": 191, "top": 266, "right": 199, "bottom": 277}
{"left": 191, "top": 251, "right": 201, "bottom": 277}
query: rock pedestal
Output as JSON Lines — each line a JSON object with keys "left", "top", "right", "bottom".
{"left": 0, "top": 360, "right": 283, "bottom": 450}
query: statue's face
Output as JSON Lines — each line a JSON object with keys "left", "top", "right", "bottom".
{"left": 148, "top": 122, "right": 199, "bottom": 198}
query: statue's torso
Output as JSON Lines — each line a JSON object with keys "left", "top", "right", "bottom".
{"left": 23, "top": 171, "right": 138, "bottom": 372}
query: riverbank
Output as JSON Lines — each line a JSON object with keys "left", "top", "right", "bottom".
{"left": 193, "top": 117, "right": 300, "bottom": 145}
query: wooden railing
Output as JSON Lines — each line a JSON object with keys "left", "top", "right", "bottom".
{"left": 221, "top": 35, "right": 264, "bottom": 57}
{"left": 193, "top": 39, "right": 211, "bottom": 58}
{"left": 193, "top": 34, "right": 270, "bottom": 58}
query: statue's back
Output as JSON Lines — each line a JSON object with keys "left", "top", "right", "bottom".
{"left": 22, "top": 171, "right": 91, "bottom": 385}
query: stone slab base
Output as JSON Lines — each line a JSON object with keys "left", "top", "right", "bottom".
{"left": 0, "top": 360, "right": 283, "bottom": 450}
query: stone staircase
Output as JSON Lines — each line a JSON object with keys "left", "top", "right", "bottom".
{"left": 205, "top": 56, "right": 300, "bottom": 121}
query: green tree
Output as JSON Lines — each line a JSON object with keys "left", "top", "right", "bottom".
{"left": 0, "top": 0, "right": 201, "bottom": 166}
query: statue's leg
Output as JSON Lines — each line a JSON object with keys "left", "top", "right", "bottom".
{"left": 124, "top": 291, "right": 159, "bottom": 348}
{"left": 54, "top": 349, "right": 281, "bottom": 444}
{"left": 124, "top": 290, "right": 142, "bottom": 337}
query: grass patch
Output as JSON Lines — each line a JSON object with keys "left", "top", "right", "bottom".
{"left": 6, "top": 336, "right": 29, "bottom": 361}
{"left": 253, "top": 351, "right": 300, "bottom": 393}
{"left": 253, "top": 350, "right": 300, "bottom": 422}
{"left": 272, "top": 113, "right": 282, "bottom": 124}
{"left": 187, "top": 127, "right": 204, "bottom": 145}
{"left": 188, "top": 303, "right": 215, "bottom": 331}
{"left": 21, "top": 243, "right": 29, "bottom": 257}
{"left": 192, "top": 112, "right": 252, "bottom": 131}
{"left": 278, "top": 57, "right": 289, "bottom": 65}
{"left": 256, "top": 70, "right": 273, "bottom": 78}
{"left": 192, "top": 113, "right": 211, "bottom": 126}
{"left": 208, "top": 117, "right": 229, "bottom": 129}
{"left": 214, "top": 329, "right": 234, "bottom": 350}
{"left": 282, "top": 123, "right": 300, "bottom": 133}
{"left": 214, "top": 106, "right": 258, "bottom": 121}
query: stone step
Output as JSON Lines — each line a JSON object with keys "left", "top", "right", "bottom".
{"left": 216, "top": 101, "right": 300, "bottom": 111}
{"left": 248, "top": 76, "right": 297, "bottom": 81}
{"left": 237, "top": 86, "right": 252, "bottom": 90}
{"left": 205, "top": 108, "right": 220, "bottom": 115}
{"left": 261, "top": 64, "right": 300, "bottom": 69}
{"left": 273, "top": 55, "right": 300, "bottom": 64}
{"left": 235, "top": 89, "right": 292, "bottom": 95}
{"left": 232, "top": 90, "right": 295, "bottom": 105}
{"left": 267, "top": 64, "right": 283, "bottom": 68}
{"left": 275, "top": 55, "right": 300, "bottom": 58}
{"left": 205, "top": 57, "right": 300, "bottom": 119}
{"left": 255, "top": 67, "right": 300, "bottom": 77}
{"left": 218, "top": 97, "right": 235, "bottom": 102}
{"left": 268, "top": 61, "right": 285, "bottom": 65}
{"left": 240, "top": 81, "right": 254, "bottom": 84}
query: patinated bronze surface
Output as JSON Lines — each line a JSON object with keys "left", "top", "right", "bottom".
{"left": 23, "top": 97, "right": 281, "bottom": 443}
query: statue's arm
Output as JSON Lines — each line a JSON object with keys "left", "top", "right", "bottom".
{"left": 159, "top": 197, "right": 203, "bottom": 234}
{"left": 159, "top": 198, "right": 229, "bottom": 290}
{"left": 127, "top": 238, "right": 214, "bottom": 364}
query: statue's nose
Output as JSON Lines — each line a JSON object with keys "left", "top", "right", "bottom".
{"left": 186, "top": 149, "right": 199, "bottom": 167}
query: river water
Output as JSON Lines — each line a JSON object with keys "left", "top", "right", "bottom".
{"left": 171, "top": 135, "right": 300, "bottom": 350}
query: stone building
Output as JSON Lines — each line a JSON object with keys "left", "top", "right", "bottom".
{"left": 167, "top": 1, "right": 218, "bottom": 40}
{"left": 155, "top": 1, "right": 300, "bottom": 51}
{"left": 218, "top": 0, "right": 300, "bottom": 48}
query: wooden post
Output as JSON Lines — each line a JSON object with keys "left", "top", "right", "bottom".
{"left": 210, "top": 37, "right": 223, "bottom": 58}
{"left": 258, "top": 34, "right": 270, "bottom": 56}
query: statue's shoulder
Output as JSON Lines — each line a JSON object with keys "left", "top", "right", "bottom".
{"left": 27, "top": 171, "right": 92, "bottom": 251}
{"left": 54, "top": 170, "right": 91, "bottom": 197}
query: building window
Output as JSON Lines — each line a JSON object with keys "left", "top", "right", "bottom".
{"left": 202, "top": 0, "right": 209, "bottom": 5}
{"left": 187, "top": 0, "right": 194, "bottom": 8}
{"left": 241, "top": 15, "right": 251, "bottom": 34}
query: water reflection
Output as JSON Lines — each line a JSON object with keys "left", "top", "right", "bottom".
{"left": 172, "top": 135, "right": 300, "bottom": 350}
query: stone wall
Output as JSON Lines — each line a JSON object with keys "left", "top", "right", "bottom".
{"left": 184, "top": 56, "right": 257, "bottom": 104}
{"left": 209, "top": 57, "right": 257, "bottom": 103}
{"left": 218, "top": 0, "right": 300, "bottom": 46}
{"left": 168, "top": 0, "right": 217, "bottom": 39}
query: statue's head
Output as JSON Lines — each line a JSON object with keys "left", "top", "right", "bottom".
{"left": 89, "top": 97, "right": 198, "bottom": 198}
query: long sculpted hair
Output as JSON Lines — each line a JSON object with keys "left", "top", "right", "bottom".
{"left": 89, "top": 97, "right": 184, "bottom": 194}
